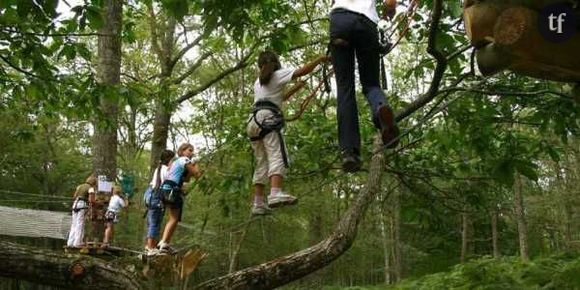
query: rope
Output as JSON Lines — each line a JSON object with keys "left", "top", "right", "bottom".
{"left": 386, "top": 0, "right": 419, "bottom": 53}
{"left": 286, "top": 68, "right": 334, "bottom": 122}
{"left": 0, "top": 199, "right": 71, "bottom": 204}
{"left": 0, "top": 189, "right": 70, "bottom": 200}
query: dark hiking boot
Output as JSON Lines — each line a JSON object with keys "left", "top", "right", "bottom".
{"left": 377, "top": 105, "right": 399, "bottom": 149}
{"left": 341, "top": 150, "right": 362, "bottom": 173}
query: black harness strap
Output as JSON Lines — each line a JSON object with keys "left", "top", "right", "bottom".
{"left": 249, "top": 100, "right": 289, "bottom": 167}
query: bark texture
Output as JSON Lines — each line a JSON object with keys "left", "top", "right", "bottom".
{"left": 491, "top": 208, "right": 500, "bottom": 258}
{"left": 463, "top": 0, "right": 580, "bottom": 82}
{"left": 514, "top": 174, "right": 530, "bottom": 262}
{"left": 460, "top": 210, "right": 469, "bottom": 263}
{"left": 0, "top": 242, "right": 142, "bottom": 289}
{"left": 93, "top": 0, "right": 122, "bottom": 179}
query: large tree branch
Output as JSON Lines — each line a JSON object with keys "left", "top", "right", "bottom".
{"left": 169, "top": 23, "right": 218, "bottom": 71}
{"left": 395, "top": 0, "right": 446, "bottom": 122}
{"left": 194, "top": 136, "right": 385, "bottom": 290}
{"left": 438, "top": 87, "right": 571, "bottom": 100}
{"left": 173, "top": 51, "right": 213, "bottom": 85}
{"left": 0, "top": 242, "right": 143, "bottom": 289}
{"left": 175, "top": 42, "right": 259, "bottom": 104}
{"left": 175, "top": 34, "right": 329, "bottom": 104}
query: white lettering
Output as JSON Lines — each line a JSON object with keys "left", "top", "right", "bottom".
{"left": 549, "top": 13, "right": 566, "bottom": 34}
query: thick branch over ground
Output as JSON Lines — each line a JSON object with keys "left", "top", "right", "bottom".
{"left": 0, "top": 242, "right": 142, "bottom": 289}
{"left": 194, "top": 137, "right": 385, "bottom": 290}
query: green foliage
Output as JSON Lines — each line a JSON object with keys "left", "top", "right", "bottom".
{"left": 389, "top": 254, "right": 580, "bottom": 290}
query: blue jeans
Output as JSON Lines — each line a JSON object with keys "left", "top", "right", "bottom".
{"left": 330, "top": 9, "right": 389, "bottom": 154}
{"left": 146, "top": 208, "right": 164, "bottom": 239}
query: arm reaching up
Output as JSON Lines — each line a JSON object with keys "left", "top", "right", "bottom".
{"left": 283, "top": 80, "right": 306, "bottom": 101}
{"left": 292, "top": 55, "right": 330, "bottom": 80}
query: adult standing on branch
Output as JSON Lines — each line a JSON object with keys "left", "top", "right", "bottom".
{"left": 329, "top": 0, "right": 400, "bottom": 172}
{"left": 67, "top": 174, "right": 97, "bottom": 247}
{"left": 157, "top": 143, "right": 202, "bottom": 252}
{"left": 248, "top": 51, "right": 329, "bottom": 216}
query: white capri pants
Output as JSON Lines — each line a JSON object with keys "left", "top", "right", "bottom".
{"left": 67, "top": 199, "right": 87, "bottom": 247}
{"left": 247, "top": 110, "right": 287, "bottom": 185}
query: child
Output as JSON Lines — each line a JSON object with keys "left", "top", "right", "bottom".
{"left": 247, "top": 50, "right": 329, "bottom": 215}
{"left": 102, "top": 185, "right": 128, "bottom": 247}
{"left": 67, "top": 174, "right": 97, "bottom": 247}
{"left": 143, "top": 149, "right": 175, "bottom": 256}
{"left": 157, "top": 143, "right": 202, "bottom": 252}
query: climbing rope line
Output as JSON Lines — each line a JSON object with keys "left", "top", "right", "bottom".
{"left": 286, "top": 68, "right": 334, "bottom": 122}
{"left": 0, "top": 189, "right": 71, "bottom": 200}
{"left": 0, "top": 199, "right": 71, "bottom": 204}
{"left": 386, "top": 0, "right": 419, "bottom": 54}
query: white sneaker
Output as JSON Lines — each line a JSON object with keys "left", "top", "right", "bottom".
{"left": 157, "top": 241, "right": 174, "bottom": 253}
{"left": 267, "top": 193, "right": 298, "bottom": 208}
{"left": 145, "top": 247, "right": 161, "bottom": 256}
{"left": 251, "top": 204, "right": 272, "bottom": 216}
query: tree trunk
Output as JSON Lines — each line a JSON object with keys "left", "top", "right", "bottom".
{"left": 0, "top": 242, "right": 142, "bottom": 289}
{"left": 149, "top": 105, "right": 172, "bottom": 173}
{"left": 194, "top": 136, "right": 386, "bottom": 290}
{"left": 93, "top": 0, "right": 122, "bottom": 180}
{"left": 514, "top": 174, "right": 530, "bottom": 262}
{"left": 460, "top": 207, "right": 469, "bottom": 263}
{"left": 391, "top": 187, "right": 402, "bottom": 282}
{"left": 491, "top": 208, "right": 500, "bottom": 258}
{"left": 380, "top": 205, "right": 390, "bottom": 284}
{"left": 147, "top": 10, "right": 177, "bottom": 173}
{"left": 564, "top": 203, "right": 573, "bottom": 250}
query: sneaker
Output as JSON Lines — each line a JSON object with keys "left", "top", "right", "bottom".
{"left": 251, "top": 204, "right": 272, "bottom": 216}
{"left": 157, "top": 241, "right": 175, "bottom": 253}
{"left": 377, "top": 104, "right": 399, "bottom": 149}
{"left": 267, "top": 193, "right": 298, "bottom": 208}
{"left": 145, "top": 247, "right": 161, "bottom": 256}
{"left": 341, "top": 149, "right": 362, "bottom": 173}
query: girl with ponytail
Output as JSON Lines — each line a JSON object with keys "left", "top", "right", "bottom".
{"left": 143, "top": 149, "right": 175, "bottom": 256}
{"left": 247, "top": 50, "right": 329, "bottom": 216}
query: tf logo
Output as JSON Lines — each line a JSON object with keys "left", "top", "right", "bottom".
{"left": 538, "top": 3, "right": 578, "bottom": 43}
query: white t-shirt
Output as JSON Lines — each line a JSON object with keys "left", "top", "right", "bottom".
{"left": 332, "top": 0, "right": 380, "bottom": 24}
{"left": 253, "top": 68, "right": 296, "bottom": 108}
{"left": 149, "top": 165, "right": 168, "bottom": 188}
{"left": 107, "top": 195, "right": 126, "bottom": 213}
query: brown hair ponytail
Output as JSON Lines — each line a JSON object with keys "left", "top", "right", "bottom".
{"left": 258, "top": 51, "right": 281, "bottom": 86}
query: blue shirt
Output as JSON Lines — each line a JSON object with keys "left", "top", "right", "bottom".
{"left": 162, "top": 156, "right": 192, "bottom": 189}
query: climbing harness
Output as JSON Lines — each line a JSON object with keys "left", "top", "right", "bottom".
{"left": 248, "top": 99, "right": 289, "bottom": 167}
{"left": 377, "top": 19, "right": 393, "bottom": 56}
{"left": 72, "top": 197, "right": 88, "bottom": 213}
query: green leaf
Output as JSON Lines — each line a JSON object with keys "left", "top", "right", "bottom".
{"left": 515, "top": 160, "right": 538, "bottom": 181}
{"left": 86, "top": 5, "right": 104, "bottom": 30}
{"left": 161, "top": 0, "right": 189, "bottom": 21}
{"left": 492, "top": 159, "right": 515, "bottom": 186}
